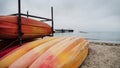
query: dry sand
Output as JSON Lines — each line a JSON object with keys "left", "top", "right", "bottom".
{"left": 80, "top": 42, "right": 120, "bottom": 68}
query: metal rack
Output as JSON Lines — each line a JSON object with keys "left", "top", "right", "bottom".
{"left": 12, "top": 0, "right": 54, "bottom": 46}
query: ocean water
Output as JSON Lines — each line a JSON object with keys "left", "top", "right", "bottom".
{"left": 54, "top": 31, "right": 120, "bottom": 43}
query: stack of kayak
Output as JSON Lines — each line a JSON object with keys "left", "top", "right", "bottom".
{"left": 0, "top": 16, "right": 52, "bottom": 39}
{"left": 0, "top": 15, "right": 89, "bottom": 68}
{"left": 0, "top": 37, "right": 89, "bottom": 68}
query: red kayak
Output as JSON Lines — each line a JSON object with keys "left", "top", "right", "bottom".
{"left": 0, "top": 45, "right": 19, "bottom": 58}
{"left": 0, "top": 16, "right": 52, "bottom": 39}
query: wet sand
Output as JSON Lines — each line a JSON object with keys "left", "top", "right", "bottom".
{"left": 80, "top": 42, "right": 120, "bottom": 68}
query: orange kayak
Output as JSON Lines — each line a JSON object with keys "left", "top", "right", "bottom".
{"left": 0, "top": 16, "right": 52, "bottom": 39}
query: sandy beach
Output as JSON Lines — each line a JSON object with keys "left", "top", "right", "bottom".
{"left": 80, "top": 42, "right": 120, "bottom": 68}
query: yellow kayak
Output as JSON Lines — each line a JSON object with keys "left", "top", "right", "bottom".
{"left": 29, "top": 37, "right": 88, "bottom": 68}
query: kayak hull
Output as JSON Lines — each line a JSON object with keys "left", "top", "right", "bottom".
{"left": 0, "top": 16, "right": 52, "bottom": 39}
{"left": 0, "top": 37, "right": 89, "bottom": 68}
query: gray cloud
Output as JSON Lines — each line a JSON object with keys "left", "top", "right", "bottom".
{"left": 0, "top": 0, "right": 120, "bottom": 31}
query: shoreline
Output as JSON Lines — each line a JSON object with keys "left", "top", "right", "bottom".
{"left": 89, "top": 41, "right": 120, "bottom": 46}
{"left": 80, "top": 41, "right": 120, "bottom": 68}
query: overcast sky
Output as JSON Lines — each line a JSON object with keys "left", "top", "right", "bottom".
{"left": 0, "top": 0, "right": 120, "bottom": 32}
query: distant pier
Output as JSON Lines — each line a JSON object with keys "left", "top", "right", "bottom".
{"left": 55, "top": 29, "right": 74, "bottom": 33}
